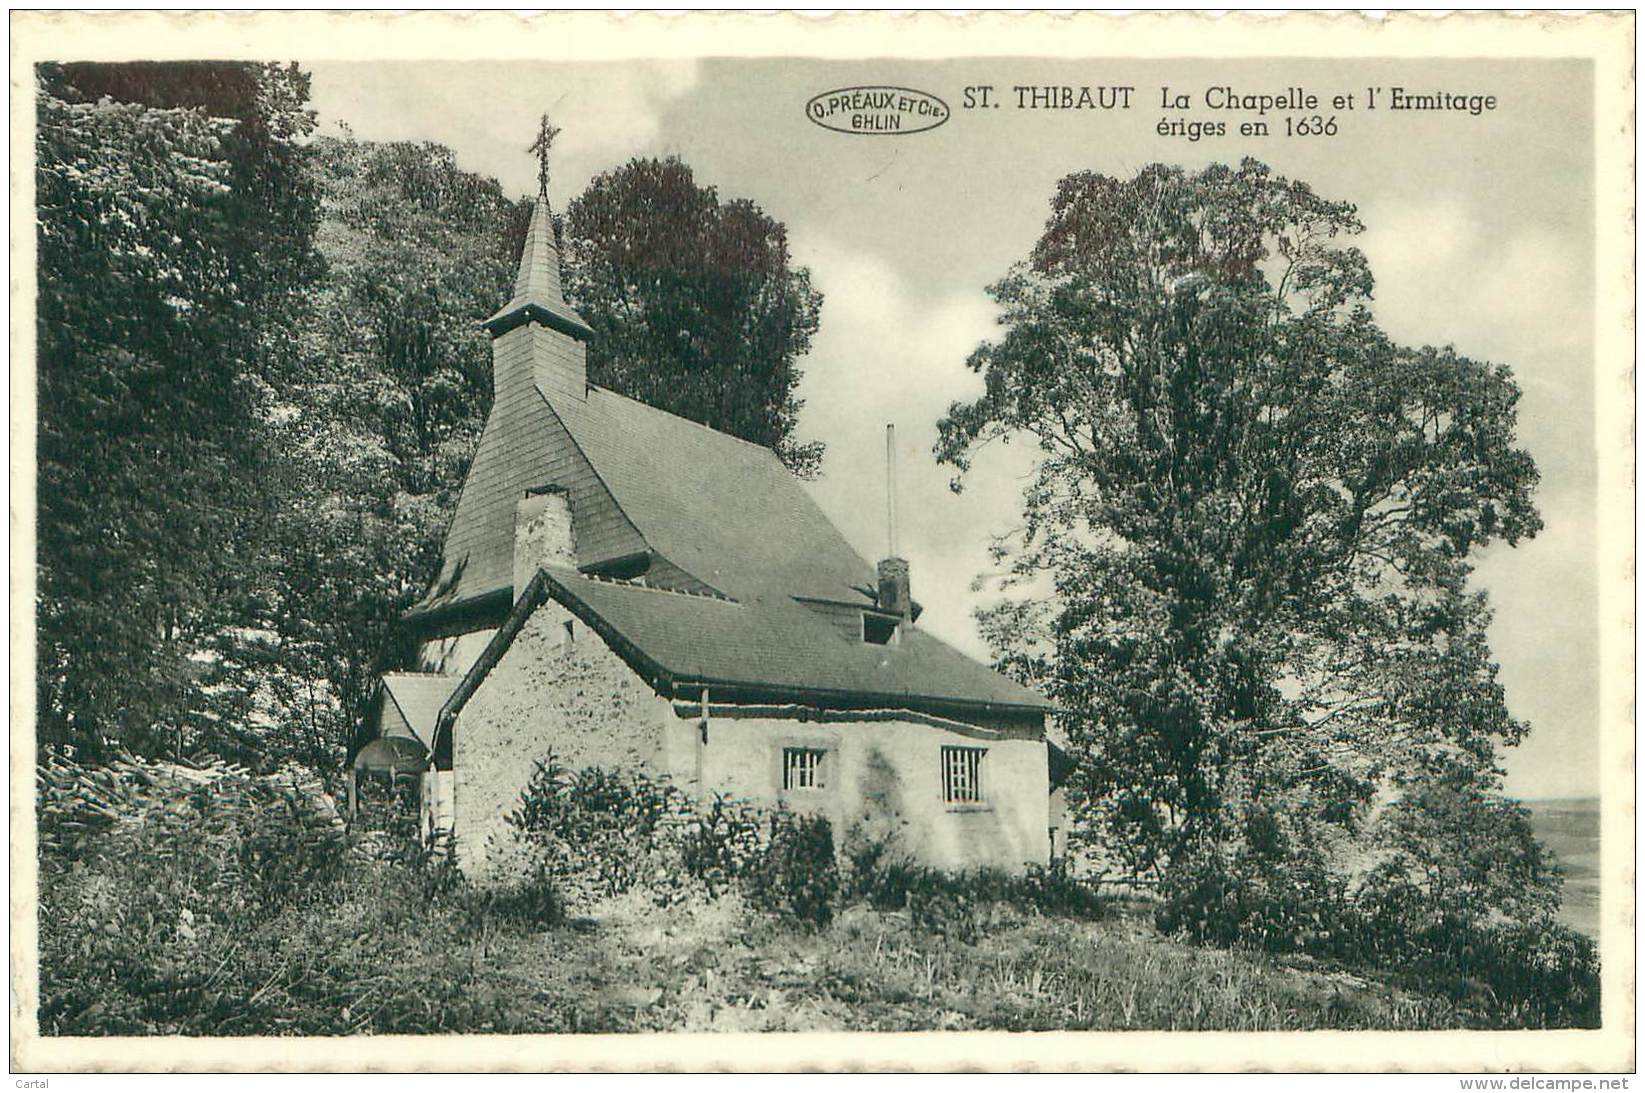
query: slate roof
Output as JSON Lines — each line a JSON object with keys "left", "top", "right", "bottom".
{"left": 379, "top": 673, "right": 459, "bottom": 750}
{"left": 483, "top": 566, "right": 1050, "bottom": 718}
{"left": 553, "top": 388, "right": 878, "bottom": 604}
{"left": 413, "top": 182, "right": 1048, "bottom": 728}
{"left": 415, "top": 376, "right": 880, "bottom": 616}
{"left": 415, "top": 353, "right": 644, "bottom": 618}
{"left": 412, "top": 195, "right": 878, "bottom": 620}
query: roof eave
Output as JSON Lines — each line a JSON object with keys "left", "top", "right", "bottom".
{"left": 481, "top": 300, "right": 594, "bottom": 342}
{"left": 660, "top": 675, "right": 1051, "bottom": 725}
{"left": 430, "top": 568, "right": 1055, "bottom": 759}
{"left": 402, "top": 585, "right": 514, "bottom": 629}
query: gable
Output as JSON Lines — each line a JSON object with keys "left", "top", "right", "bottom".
{"left": 456, "top": 600, "right": 666, "bottom": 770}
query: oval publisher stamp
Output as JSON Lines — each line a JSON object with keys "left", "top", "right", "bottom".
{"left": 805, "top": 85, "right": 950, "bottom": 135}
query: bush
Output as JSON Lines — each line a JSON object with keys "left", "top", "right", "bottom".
{"left": 510, "top": 757, "right": 840, "bottom": 924}
{"left": 506, "top": 758, "right": 697, "bottom": 907}
{"left": 483, "top": 862, "right": 567, "bottom": 929}
{"left": 1155, "top": 833, "right": 1347, "bottom": 955}
{"left": 842, "top": 823, "right": 923, "bottom": 910}
{"left": 1151, "top": 793, "right": 1601, "bottom": 1029}
{"left": 506, "top": 756, "right": 1108, "bottom": 934}
{"left": 37, "top": 757, "right": 359, "bottom": 1034}
{"left": 1011, "top": 858, "right": 1111, "bottom": 920}
{"left": 678, "top": 792, "right": 767, "bottom": 897}
{"left": 742, "top": 812, "right": 840, "bottom": 927}
{"left": 842, "top": 825, "right": 1106, "bottom": 941}
{"left": 1351, "top": 875, "right": 1600, "bottom": 1028}
{"left": 1347, "top": 781, "right": 1599, "bottom": 1027}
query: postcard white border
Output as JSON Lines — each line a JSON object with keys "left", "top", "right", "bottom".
{"left": 9, "top": 9, "right": 1635, "bottom": 1074}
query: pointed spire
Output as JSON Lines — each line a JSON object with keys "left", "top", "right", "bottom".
{"left": 483, "top": 115, "right": 593, "bottom": 343}
{"left": 511, "top": 194, "right": 568, "bottom": 303}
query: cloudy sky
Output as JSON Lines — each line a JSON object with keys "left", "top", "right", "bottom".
{"left": 308, "top": 57, "right": 1597, "bottom": 800}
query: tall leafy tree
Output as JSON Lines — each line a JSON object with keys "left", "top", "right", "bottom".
{"left": 35, "top": 62, "right": 320, "bottom": 760}
{"left": 260, "top": 135, "right": 524, "bottom": 760}
{"left": 563, "top": 156, "right": 826, "bottom": 477}
{"left": 936, "top": 160, "right": 1543, "bottom": 889}
{"left": 38, "top": 115, "right": 831, "bottom": 769}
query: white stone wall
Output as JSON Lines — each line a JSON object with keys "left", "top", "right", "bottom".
{"left": 449, "top": 603, "right": 1052, "bottom": 882}
{"left": 416, "top": 628, "right": 498, "bottom": 678}
{"left": 675, "top": 711, "right": 1051, "bottom": 873}
{"left": 449, "top": 601, "right": 671, "bottom": 882}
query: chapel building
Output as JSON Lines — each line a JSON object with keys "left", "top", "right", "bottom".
{"left": 354, "top": 136, "right": 1061, "bottom": 880}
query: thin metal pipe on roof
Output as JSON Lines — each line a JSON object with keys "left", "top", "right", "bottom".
{"left": 886, "top": 422, "right": 899, "bottom": 558}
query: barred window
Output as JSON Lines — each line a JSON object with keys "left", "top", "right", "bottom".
{"left": 942, "top": 746, "right": 986, "bottom": 804}
{"left": 782, "top": 747, "right": 827, "bottom": 791}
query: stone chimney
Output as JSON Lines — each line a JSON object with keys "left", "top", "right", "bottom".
{"left": 877, "top": 556, "right": 912, "bottom": 621}
{"left": 514, "top": 485, "right": 575, "bottom": 601}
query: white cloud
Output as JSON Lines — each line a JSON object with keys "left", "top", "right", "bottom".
{"left": 1361, "top": 193, "right": 1597, "bottom": 799}
{"left": 308, "top": 60, "right": 702, "bottom": 200}
{"left": 1359, "top": 196, "right": 1585, "bottom": 367}
{"left": 790, "top": 233, "right": 1035, "bottom": 659}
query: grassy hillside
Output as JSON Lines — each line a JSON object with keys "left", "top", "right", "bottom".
{"left": 41, "top": 842, "right": 1479, "bottom": 1036}
{"left": 35, "top": 757, "right": 1597, "bottom": 1035}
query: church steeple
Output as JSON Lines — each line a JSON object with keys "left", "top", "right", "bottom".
{"left": 482, "top": 113, "right": 593, "bottom": 346}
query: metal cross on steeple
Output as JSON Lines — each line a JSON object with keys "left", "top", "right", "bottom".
{"left": 527, "top": 113, "right": 561, "bottom": 199}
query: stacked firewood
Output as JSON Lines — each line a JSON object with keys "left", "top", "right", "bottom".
{"left": 37, "top": 751, "right": 344, "bottom": 858}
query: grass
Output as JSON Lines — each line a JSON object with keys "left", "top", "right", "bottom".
{"left": 40, "top": 839, "right": 1473, "bottom": 1036}
{"left": 35, "top": 759, "right": 1585, "bottom": 1036}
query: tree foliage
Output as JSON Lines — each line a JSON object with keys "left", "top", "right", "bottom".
{"left": 37, "top": 75, "right": 830, "bottom": 770}
{"left": 564, "top": 156, "right": 825, "bottom": 477}
{"left": 35, "top": 62, "right": 320, "bottom": 760}
{"left": 260, "top": 135, "right": 525, "bottom": 757}
{"left": 936, "top": 160, "right": 1544, "bottom": 899}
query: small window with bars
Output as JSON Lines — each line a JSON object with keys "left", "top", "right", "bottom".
{"left": 942, "top": 746, "right": 986, "bottom": 805}
{"left": 782, "top": 747, "right": 828, "bottom": 791}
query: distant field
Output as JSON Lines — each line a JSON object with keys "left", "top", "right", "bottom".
{"left": 1526, "top": 798, "right": 1600, "bottom": 938}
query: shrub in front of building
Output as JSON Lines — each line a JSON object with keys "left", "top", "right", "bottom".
{"left": 1153, "top": 802, "right": 1600, "bottom": 1029}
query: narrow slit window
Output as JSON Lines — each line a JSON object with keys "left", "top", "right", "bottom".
{"left": 562, "top": 620, "right": 575, "bottom": 649}
{"left": 942, "top": 746, "right": 986, "bottom": 804}
{"left": 782, "top": 747, "right": 827, "bottom": 791}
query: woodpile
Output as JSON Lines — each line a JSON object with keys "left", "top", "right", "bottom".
{"left": 37, "top": 751, "right": 344, "bottom": 857}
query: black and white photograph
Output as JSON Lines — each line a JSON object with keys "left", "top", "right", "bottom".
{"left": 10, "top": 9, "right": 1635, "bottom": 1075}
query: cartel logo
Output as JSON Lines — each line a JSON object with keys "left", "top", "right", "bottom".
{"left": 806, "top": 86, "right": 950, "bottom": 135}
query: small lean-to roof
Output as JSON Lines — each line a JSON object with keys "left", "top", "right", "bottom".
{"left": 379, "top": 673, "right": 460, "bottom": 751}
{"left": 437, "top": 567, "right": 1050, "bottom": 745}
